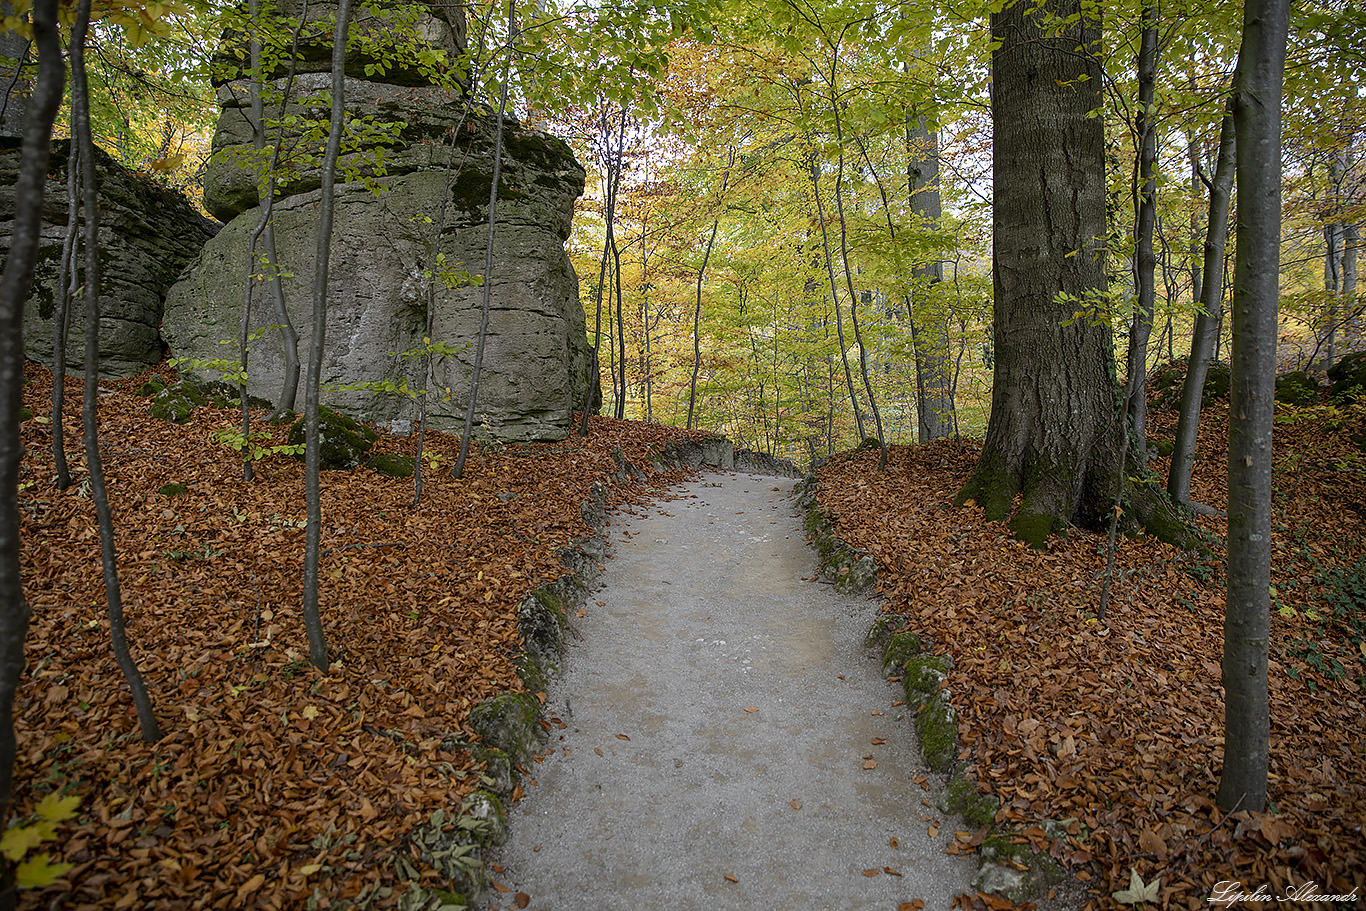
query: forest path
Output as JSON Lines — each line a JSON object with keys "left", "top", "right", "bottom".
{"left": 487, "top": 473, "right": 976, "bottom": 910}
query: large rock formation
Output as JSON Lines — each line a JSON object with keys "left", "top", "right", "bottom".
{"left": 0, "top": 138, "right": 219, "bottom": 376}
{"left": 162, "top": 1, "right": 597, "bottom": 442}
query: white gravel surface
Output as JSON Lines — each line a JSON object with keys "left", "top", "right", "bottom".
{"left": 487, "top": 472, "right": 977, "bottom": 910}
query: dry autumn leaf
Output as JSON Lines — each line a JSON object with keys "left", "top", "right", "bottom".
{"left": 883, "top": 867, "right": 902, "bottom": 876}
{"left": 724, "top": 874, "right": 738, "bottom": 883}
{"left": 889, "top": 837, "right": 899, "bottom": 850}
{"left": 899, "top": 902, "right": 925, "bottom": 911}
{"left": 790, "top": 799, "right": 802, "bottom": 810}
{"left": 744, "top": 707, "right": 759, "bottom": 713}
{"left": 513, "top": 893, "right": 531, "bottom": 909}
{"left": 863, "top": 760, "right": 877, "bottom": 770}
{"left": 861, "top": 869, "right": 879, "bottom": 877}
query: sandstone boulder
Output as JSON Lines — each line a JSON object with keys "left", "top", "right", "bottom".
{"left": 0, "top": 139, "right": 218, "bottom": 376}
{"left": 164, "top": 0, "right": 597, "bottom": 442}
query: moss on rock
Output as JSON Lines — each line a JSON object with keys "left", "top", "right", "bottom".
{"left": 880, "top": 629, "right": 924, "bottom": 676}
{"left": 287, "top": 407, "right": 378, "bottom": 470}
{"left": 467, "top": 692, "right": 540, "bottom": 765}
{"left": 149, "top": 381, "right": 206, "bottom": 424}
{"left": 367, "top": 453, "right": 415, "bottom": 478}
{"left": 1275, "top": 370, "right": 1320, "bottom": 405}
{"left": 943, "top": 771, "right": 1000, "bottom": 829}
{"left": 1328, "top": 351, "right": 1366, "bottom": 401}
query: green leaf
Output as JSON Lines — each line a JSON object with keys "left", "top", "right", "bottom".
{"left": 15, "top": 853, "right": 74, "bottom": 888}
{"left": 0, "top": 826, "right": 44, "bottom": 862}
{"left": 1112, "top": 868, "right": 1160, "bottom": 905}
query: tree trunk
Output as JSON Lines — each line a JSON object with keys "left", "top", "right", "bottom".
{"left": 51, "top": 140, "right": 79, "bottom": 490}
{"left": 1218, "top": 0, "right": 1289, "bottom": 816}
{"left": 956, "top": 0, "right": 1125, "bottom": 547}
{"left": 456, "top": 0, "right": 516, "bottom": 474}
{"left": 0, "top": 1, "right": 61, "bottom": 902}
{"left": 1168, "top": 99, "right": 1235, "bottom": 505}
{"left": 0, "top": 4, "right": 29, "bottom": 139}
{"left": 688, "top": 218, "right": 719, "bottom": 430}
{"left": 71, "top": 0, "right": 161, "bottom": 741}
{"left": 1126, "top": 6, "right": 1159, "bottom": 461}
{"left": 809, "top": 157, "right": 865, "bottom": 442}
{"left": 907, "top": 117, "right": 955, "bottom": 442}
{"left": 302, "top": 0, "right": 353, "bottom": 673}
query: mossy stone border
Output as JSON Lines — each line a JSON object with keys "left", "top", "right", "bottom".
{"left": 803, "top": 470, "right": 1076, "bottom": 905}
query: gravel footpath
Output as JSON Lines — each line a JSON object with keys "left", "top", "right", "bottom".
{"left": 487, "top": 472, "right": 977, "bottom": 910}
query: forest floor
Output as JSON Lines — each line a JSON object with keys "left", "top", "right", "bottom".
{"left": 12, "top": 360, "right": 1366, "bottom": 910}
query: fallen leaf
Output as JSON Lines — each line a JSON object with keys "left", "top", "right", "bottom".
{"left": 594, "top": 748, "right": 602, "bottom": 756}
{"left": 899, "top": 902, "right": 925, "bottom": 911}
{"left": 790, "top": 799, "right": 802, "bottom": 810}
{"left": 1137, "top": 826, "right": 1166, "bottom": 860}
{"left": 871, "top": 737, "right": 886, "bottom": 745}
{"left": 862, "top": 868, "right": 880, "bottom": 877}
{"left": 1112, "top": 868, "right": 1160, "bottom": 905}
{"left": 929, "top": 826, "right": 939, "bottom": 837}
{"left": 492, "top": 880, "right": 512, "bottom": 894}
{"left": 744, "top": 707, "right": 759, "bottom": 713}
{"left": 883, "top": 867, "right": 902, "bottom": 876}
{"left": 889, "top": 837, "right": 899, "bottom": 850}
{"left": 724, "top": 874, "right": 738, "bottom": 883}
{"left": 616, "top": 733, "right": 630, "bottom": 740}
{"left": 863, "top": 759, "right": 878, "bottom": 769}
{"left": 513, "top": 893, "right": 531, "bottom": 909}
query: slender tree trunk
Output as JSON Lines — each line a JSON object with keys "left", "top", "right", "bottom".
{"left": 1219, "top": 0, "right": 1289, "bottom": 816}
{"left": 302, "top": 0, "right": 353, "bottom": 672}
{"left": 455, "top": 0, "right": 516, "bottom": 475}
{"left": 823, "top": 56, "right": 885, "bottom": 463}
{"left": 1168, "top": 100, "right": 1235, "bottom": 505}
{"left": 907, "top": 117, "right": 955, "bottom": 441}
{"left": 72, "top": 0, "right": 161, "bottom": 741}
{"left": 809, "top": 158, "right": 865, "bottom": 442}
{"left": 0, "top": 5, "right": 30, "bottom": 140}
{"left": 688, "top": 218, "right": 719, "bottom": 429}
{"left": 1127, "top": 6, "right": 1159, "bottom": 460}
{"left": 51, "top": 140, "right": 79, "bottom": 490}
{"left": 579, "top": 112, "right": 621, "bottom": 437}
{"left": 611, "top": 227, "right": 626, "bottom": 419}
{"left": 1188, "top": 123, "right": 1204, "bottom": 310}
{"left": 0, "top": 2, "right": 62, "bottom": 902}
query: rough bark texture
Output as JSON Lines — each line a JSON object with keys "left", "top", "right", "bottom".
{"left": 956, "top": 0, "right": 1122, "bottom": 547}
{"left": 0, "top": 4, "right": 61, "bottom": 901}
{"left": 1219, "top": 0, "right": 1290, "bottom": 815}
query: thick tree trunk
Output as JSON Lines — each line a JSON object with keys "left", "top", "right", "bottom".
{"left": 957, "top": 0, "right": 1124, "bottom": 546}
{"left": 1218, "top": 0, "right": 1289, "bottom": 816}
{"left": 1168, "top": 101, "right": 1235, "bottom": 505}
{"left": 0, "top": 3, "right": 61, "bottom": 903}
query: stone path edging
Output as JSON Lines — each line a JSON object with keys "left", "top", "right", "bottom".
{"left": 795, "top": 473, "right": 1069, "bottom": 905}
